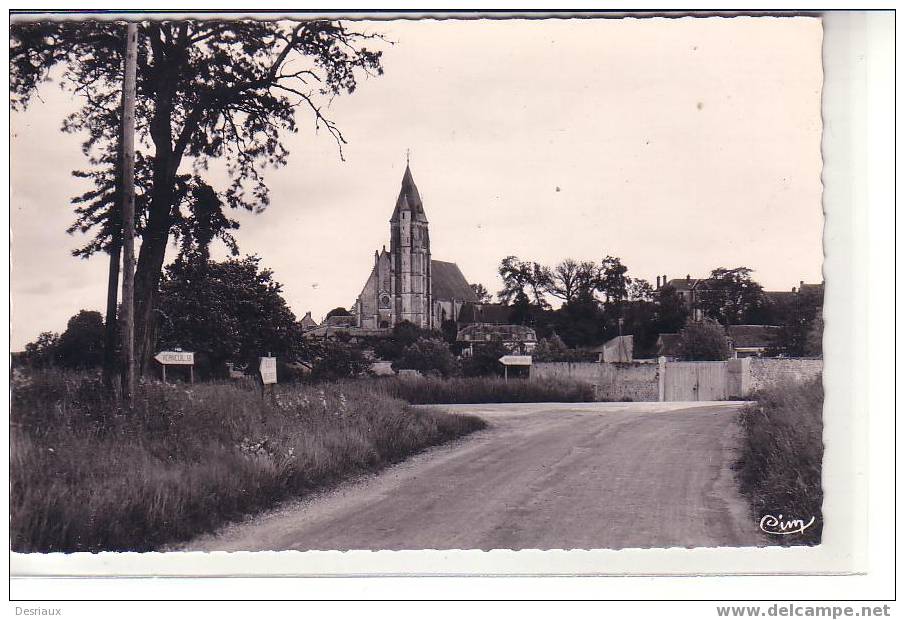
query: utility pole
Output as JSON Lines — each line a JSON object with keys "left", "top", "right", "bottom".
{"left": 120, "top": 22, "right": 138, "bottom": 403}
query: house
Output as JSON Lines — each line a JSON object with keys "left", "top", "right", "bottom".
{"left": 655, "top": 274, "right": 705, "bottom": 320}
{"left": 299, "top": 311, "right": 319, "bottom": 331}
{"left": 591, "top": 335, "right": 634, "bottom": 363}
{"left": 455, "top": 302, "right": 512, "bottom": 326}
{"left": 456, "top": 323, "right": 538, "bottom": 357}
{"left": 725, "top": 325, "right": 781, "bottom": 358}
{"left": 656, "top": 325, "right": 781, "bottom": 359}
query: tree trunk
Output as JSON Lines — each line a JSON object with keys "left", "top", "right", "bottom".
{"left": 102, "top": 235, "right": 121, "bottom": 390}
{"left": 133, "top": 198, "right": 172, "bottom": 377}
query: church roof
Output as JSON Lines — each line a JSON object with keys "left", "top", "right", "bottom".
{"left": 431, "top": 260, "right": 477, "bottom": 302}
{"left": 391, "top": 164, "right": 427, "bottom": 222}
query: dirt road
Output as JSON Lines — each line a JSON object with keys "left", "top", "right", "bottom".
{"left": 184, "top": 402, "right": 765, "bottom": 551}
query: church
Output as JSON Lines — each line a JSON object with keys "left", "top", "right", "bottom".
{"left": 353, "top": 164, "right": 477, "bottom": 330}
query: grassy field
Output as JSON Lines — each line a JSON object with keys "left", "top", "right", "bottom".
{"left": 369, "top": 376, "right": 596, "bottom": 404}
{"left": 10, "top": 371, "right": 485, "bottom": 552}
{"left": 734, "top": 376, "right": 824, "bottom": 545}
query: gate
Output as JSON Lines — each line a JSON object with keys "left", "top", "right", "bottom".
{"left": 663, "top": 361, "right": 728, "bottom": 401}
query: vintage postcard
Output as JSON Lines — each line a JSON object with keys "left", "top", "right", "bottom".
{"left": 7, "top": 9, "right": 887, "bottom": 591}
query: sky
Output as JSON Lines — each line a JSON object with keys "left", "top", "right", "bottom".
{"left": 9, "top": 16, "right": 825, "bottom": 350}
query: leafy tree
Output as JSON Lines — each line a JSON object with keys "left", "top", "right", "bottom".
{"left": 460, "top": 341, "right": 509, "bottom": 377}
{"left": 309, "top": 340, "right": 370, "bottom": 382}
{"left": 23, "top": 332, "right": 60, "bottom": 369}
{"left": 470, "top": 283, "right": 492, "bottom": 303}
{"left": 551, "top": 298, "right": 606, "bottom": 348}
{"left": 532, "top": 334, "right": 588, "bottom": 362}
{"left": 392, "top": 338, "right": 459, "bottom": 378}
{"left": 56, "top": 310, "right": 106, "bottom": 369}
{"left": 771, "top": 285, "right": 824, "bottom": 357}
{"left": 372, "top": 320, "right": 436, "bottom": 361}
{"left": 676, "top": 318, "right": 730, "bottom": 361}
{"left": 497, "top": 256, "right": 549, "bottom": 308}
{"left": 11, "top": 20, "right": 385, "bottom": 374}
{"left": 654, "top": 283, "right": 689, "bottom": 334}
{"left": 325, "top": 307, "right": 352, "bottom": 319}
{"left": 546, "top": 258, "right": 600, "bottom": 304}
{"left": 598, "top": 256, "right": 631, "bottom": 304}
{"left": 628, "top": 278, "right": 654, "bottom": 302}
{"left": 156, "top": 255, "right": 305, "bottom": 377}
{"left": 697, "top": 267, "right": 768, "bottom": 325}
{"left": 804, "top": 310, "right": 823, "bottom": 357}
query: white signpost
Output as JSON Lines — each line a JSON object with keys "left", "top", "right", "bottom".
{"left": 259, "top": 356, "right": 277, "bottom": 385}
{"left": 498, "top": 355, "right": 532, "bottom": 381}
{"left": 154, "top": 351, "right": 195, "bottom": 383}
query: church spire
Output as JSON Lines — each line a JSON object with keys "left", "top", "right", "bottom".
{"left": 391, "top": 160, "right": 426, "bottom": 221}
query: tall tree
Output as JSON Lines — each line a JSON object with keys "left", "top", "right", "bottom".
{"left": 156, "top": 255, "right": 306, "bottom": 377}
{"left": 654, "top": 283, "right": 689, "bottom": 335}
{"left": 56, "top": 310, "right": 107, "bottom": 370}
{"left": 598, "top": 255, "right": 630, "bottom": 304}
{"left": 497, "top": 256, "right": 549, "bottom": 308}
{"left": 10, "top": 19, "right": 384, "bottom": 374}
{"left": 469, "top": 283, "right": 492, "bottom": 303}
{"left": 546, "top": 259, "right": 600, "bottom": 305}
{"left": 697, "top": 267, "right": 768, "bottom": 325}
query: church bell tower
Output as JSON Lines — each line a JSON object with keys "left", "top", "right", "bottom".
{"left": 389, "top": 162, "right": 432, "bottom": 328}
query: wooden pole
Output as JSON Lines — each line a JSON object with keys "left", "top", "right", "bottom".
{"left": 120, "top": 22, "right": 138, "bottom": 404}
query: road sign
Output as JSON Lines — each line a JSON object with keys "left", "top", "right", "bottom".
{"left": 155, "top": 351, "right": 194, "bottom": 365}
{"left": 259, "top": 356, "right": 277, "bottom": 385}
{"left": 155, "top": 350, "right": 194, "bottom": 383}
{"left": 498, "top": 355, "right": 532, "bottom": 366}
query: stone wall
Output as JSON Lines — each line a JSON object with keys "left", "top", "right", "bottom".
{"left": 747, "top": 358, "right": 823, "bottom": 393}
{"left": 531, "top": 361, "right": 660, "bottom": 402}
{"left": 531, "top": 357, "right": 822, "bottom": 402}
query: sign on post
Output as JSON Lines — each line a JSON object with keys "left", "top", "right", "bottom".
{"left": 259, "top": 356, "right": 277, "bottom": 385}
{"left": 498, "top": 355, "right": 532, "bottom": 381}
{"left": 154, "top": 351, "right": 195, "bottom": 383}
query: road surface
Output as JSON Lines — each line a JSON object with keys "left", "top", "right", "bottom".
{"left": 183, "top": 402, "right": 766, "bottom": 551}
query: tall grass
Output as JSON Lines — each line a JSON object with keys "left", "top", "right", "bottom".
{"left": 368, "top": 376, "right": 596, "bottom": 404}
{"left": 734, "top": 376, "right": 824, "bottom": 545}
{"left": 10, "top": 371, "right": 484, "bottom": 552}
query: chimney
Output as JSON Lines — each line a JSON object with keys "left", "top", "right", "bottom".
{"left": 800, "top": 280, "right": 805, "bottom": 289}
{"left": 663, "top": 274, "right": 667, "bottom": 285}
{"left": 656, "top": 276, "right": 661, "bottom": 289}
{"left": 686, "top": 274, "right": 691, "bottom": 283}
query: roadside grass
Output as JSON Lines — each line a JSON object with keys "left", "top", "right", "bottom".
{"left": 368, "top": 376, "right": 596, "bottom": 404}
{"left": 10, "top": 371, "right": 485, "bottom": 552}
{"left": 734, "top": 376, "right": 824, "bottom": 545}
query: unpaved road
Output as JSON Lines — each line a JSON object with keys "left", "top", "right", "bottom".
{"left": 184, "top": 402, "right": 765, "bottom": 551}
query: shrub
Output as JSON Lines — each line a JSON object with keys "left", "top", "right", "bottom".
{"left": 459, "top": 341, "right": 508, "bottom": 377}
{"left": 734, "top": 376, "right": 824, "bottom": 545}
{"left": 677, "top": 317, "right": 730, "bottom": 360}
{"left": 392, "top": 337, "right": 460, "bottom": 378}
{"left": 10, "top": 370, "right": 484, "bottom": 552}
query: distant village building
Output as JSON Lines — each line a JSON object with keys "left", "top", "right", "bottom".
{"left": 457, "top": 323, "right": 538, "bottom": 357}
{"left": 299, "top": 311, "right": 319, "bottom": 331}
{"left": 656, "top": 325, "right": 780, "bottom": 359}
{"left": 353, "top": 164, "right": 477, "bottom": 330}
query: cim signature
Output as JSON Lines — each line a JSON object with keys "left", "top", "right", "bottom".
{"left": 759, "top": 514, "right": 816, "bottom": 535}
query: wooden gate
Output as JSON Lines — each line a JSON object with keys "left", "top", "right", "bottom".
{"left": 663, "top": 361, "right": 728, "bottom": 401}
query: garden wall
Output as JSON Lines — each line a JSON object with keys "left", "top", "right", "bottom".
{"left": 531, "top": 361, "right": 659, "bottom": 402}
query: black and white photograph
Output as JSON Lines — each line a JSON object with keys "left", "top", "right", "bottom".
{"left": 6, "top": 6, "right": 895, "bottom": 607}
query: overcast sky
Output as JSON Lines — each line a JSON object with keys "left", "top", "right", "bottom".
{"left": 10, "top": 16, "right": 824, "bottom": 350}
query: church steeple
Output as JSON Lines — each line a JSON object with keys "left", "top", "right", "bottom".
{"left": 388, "top": 160, "right": 432, "bottom": 328}
{"left": 391, "top": 163, "right": 427, "bottom": 222}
